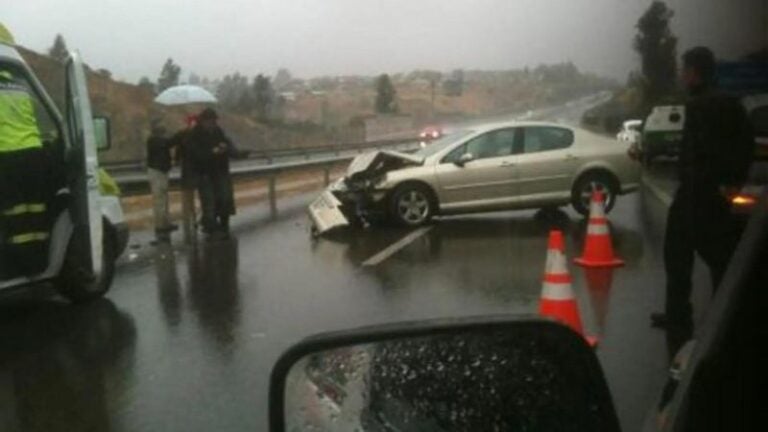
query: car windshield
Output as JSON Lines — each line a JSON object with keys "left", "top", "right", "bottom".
{"left": 412, "top": 130, "right": 473, "bottom": 158}
{"left": 1, "top": 2, "right": 766, "bottom": 432}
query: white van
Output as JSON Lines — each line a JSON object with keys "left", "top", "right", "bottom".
{"left": 639, "top": 105, "right": 685, "bottom": 165}
{"left": 0, "top": 30, "right": 128, "bottom": 301}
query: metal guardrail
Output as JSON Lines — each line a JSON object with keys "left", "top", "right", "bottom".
{"left": 114, "top": 140, "right": 422, "bottom": 214}
{"left": 103, "top": 137, "right": 419, "bottom": 174}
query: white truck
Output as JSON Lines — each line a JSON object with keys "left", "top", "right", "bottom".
{"left": 0, "top": 27, "right": 128, "bottom": 302}
{"left": 639, "top": 105, "right": 685, "bottom": 166}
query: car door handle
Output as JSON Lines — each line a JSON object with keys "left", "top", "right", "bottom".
{"left": 500, "top": 161, "right": 515, "bottom": 167}
{"left": 565, "top": 154, "right": 578, "bottom": 161}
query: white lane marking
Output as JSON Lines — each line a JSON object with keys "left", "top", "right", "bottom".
{"left": 641, "top": 175, "right": 673, "bottom": 207}
{"left": 362, "top": 226, "right": 434, "bottom": 267}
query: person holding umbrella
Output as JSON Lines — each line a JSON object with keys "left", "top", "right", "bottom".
{"left": 188, "top": 108, "right": 247, "bottom": 237}
{"left": 154, "top": 84, "right": 217, "bottom": 243}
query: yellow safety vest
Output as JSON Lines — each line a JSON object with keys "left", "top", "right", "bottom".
{"left": 0, "top": 71, "right": 43, "bottom": 153}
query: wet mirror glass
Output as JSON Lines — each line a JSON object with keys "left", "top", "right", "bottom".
{"left": 93, "top": 116, "right": 111, "bottom": 151}
{"left": 282, "top": 325, "right": 617, "bottom": 431}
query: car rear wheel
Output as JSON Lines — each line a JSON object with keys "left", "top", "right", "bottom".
{"left": 390, "top": 184, "right": 434, "bottom": 227}
{"left": 571, "top": 173, "right": 618, "bottom": 217}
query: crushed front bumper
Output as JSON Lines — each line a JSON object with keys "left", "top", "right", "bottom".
{"left": 308, "top": 180, "right": 389, "bottom": 235}
{"left": 308, "top": 189, "right": 351, "bottom": 235}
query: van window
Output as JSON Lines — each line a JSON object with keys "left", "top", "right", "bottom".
{"left": 0, "top": 64, "right": 62, "bottom": 153}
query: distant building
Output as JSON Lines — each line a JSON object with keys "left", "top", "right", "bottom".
{"left": 280, "top": 91, "right": 297, "bottom": 102}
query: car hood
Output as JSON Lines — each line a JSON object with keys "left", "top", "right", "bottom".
{"left": 346, "top": 150, "right": 424, "bottom": 180}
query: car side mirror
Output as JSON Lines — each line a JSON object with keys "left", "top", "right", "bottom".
{"left": 93, "top": 116, "right": 112, "bottom": 151}
{"left": 455, "top": 152, "right": 474, "bottom": 167}
{"left": 269, "top": 315, "right": 620, "bottom": 432}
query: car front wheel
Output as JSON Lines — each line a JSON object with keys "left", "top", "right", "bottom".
{"left": 390, "top": 184, "right": 434, "bottom": 227}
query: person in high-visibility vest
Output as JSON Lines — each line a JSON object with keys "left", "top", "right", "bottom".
{"left": 0, "top": 67, "right": 53, "bottom": 278}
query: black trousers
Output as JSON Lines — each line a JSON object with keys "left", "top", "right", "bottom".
{"left": 0, "top": 148, "right": 53, "bottom": 278}
{"left": 198, "top": 174, "right": 235, "bottom": 233}
{"left": 663, "top": 187, "right": 744, "bottom": 337}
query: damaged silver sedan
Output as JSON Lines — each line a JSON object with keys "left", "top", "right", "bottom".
{"left": 309, "top": 121, "right": 641, "bottom": 235}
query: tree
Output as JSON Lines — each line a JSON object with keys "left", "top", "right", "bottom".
{"left": 216, "top": 72, "right": 251, "bottom": 112}
{"left": 442, "top": 69, "right": 465, "bottom": 96}
{"left": 634, "top": 1, "right": 677, "bottom": 108}
{"left": 48, "top": 34, "right": 69, "bottom": 63}
{"left": 188, "top": 73, "right": 201, "bottom": 86}
{"left": 96, "top": 68, "right": 112, "bottom": 79}
{"left": 157, "top": 58, "right": 182, "bottom": 92}
{"left": 374, "top": 74, "right": 398, "bottom": 114}
{"left": 273, "top": 68, "right": 292, "bottom": 91}
{"left": 138, "top": 76, "right": 154, "bottom": 92}
{"left": 252, "top": 74, "right": 274, "bottom": 120}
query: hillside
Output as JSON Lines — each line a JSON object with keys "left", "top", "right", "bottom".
{"left": 19, "top": 47, "right": 335, "bottom": 163}
{"left": 20, "top": 47, "right": 614, "bottom": 163}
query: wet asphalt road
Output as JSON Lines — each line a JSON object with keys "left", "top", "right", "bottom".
{"left": 0, "top": 169, "right": 723, "bottom": 432}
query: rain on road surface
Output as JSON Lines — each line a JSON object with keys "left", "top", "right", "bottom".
{"left": 1, "top": 89, "right": 716, "bottom": 432}
{"left": 1, "top": 169, "right": 722, "bottom": 432}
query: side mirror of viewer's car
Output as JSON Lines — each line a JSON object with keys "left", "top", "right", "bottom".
{"left": 269, "top": 315, "right": 621, "bottom": 432}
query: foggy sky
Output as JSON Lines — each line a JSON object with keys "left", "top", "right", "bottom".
{"left": 3, "top": 0, "right": 766, "bottom": 83}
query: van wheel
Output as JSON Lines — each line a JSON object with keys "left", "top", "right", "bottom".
{"left": 571, "top": 173, "right": 618, "bottom": 217}
{"left": 390, "top": 184, "right": 434, "bottom": 227}
{"left": 57, "top": 223, "right": 116, "bottom": 303}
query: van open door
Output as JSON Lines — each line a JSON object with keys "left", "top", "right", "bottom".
{"left": 64, "top": 51, "right": 103, "bottom": 278}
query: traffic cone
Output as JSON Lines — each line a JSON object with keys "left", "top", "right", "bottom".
{"left": 539, "top": 230, "right": 597, "bottom": 346}
{"left": 574, "top": 190, "right": 624, "bottom": 267}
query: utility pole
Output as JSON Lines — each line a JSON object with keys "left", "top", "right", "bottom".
{"left": 429, "top": 79, "right": 436, "bottom": 120}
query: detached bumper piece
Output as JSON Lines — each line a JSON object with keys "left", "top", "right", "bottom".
{"left": 308, "top": 190, "right": 350, "bottom": 235}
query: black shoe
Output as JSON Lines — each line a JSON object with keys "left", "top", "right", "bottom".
{"left": 650, "top": 312, "right": 669, "bottom": 329}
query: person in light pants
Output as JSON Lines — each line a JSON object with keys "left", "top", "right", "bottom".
{"left": 146, "top": 124, "right": 176, "bottom": 241}
{"left": 171, "top": 115, "right": 199, "bottom": 243}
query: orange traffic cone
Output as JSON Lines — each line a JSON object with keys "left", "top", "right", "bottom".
{"left": 574, "top": 190, "right": 624, "bottom": 267}
{"left": 539, "top": 230, "right": 597, "bottom": 346}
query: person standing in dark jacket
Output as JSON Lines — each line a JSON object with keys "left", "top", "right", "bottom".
{"left": 188, "top": 108, "right": 245, "bottom": 237}
{"left": 651, "top": 47, "right": 754, "bottom": 348}
{"left": 146, "top": 124, "right": 177, "bottom": 241}
{"left": 169, "top": 114, "right": 199, "bottom": 243}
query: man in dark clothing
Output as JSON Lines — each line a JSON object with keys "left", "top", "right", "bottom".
{"left": 146, "top": 124, "right": 177, "bottom": 241}
{"left": 169, "top": 115, "right": 199, "bottom": 243}
{"left": 187, "top": 108, "right": 245, "bottom": 236}
{"left": 651, "top": 47, "right": 754, "bottom": 347}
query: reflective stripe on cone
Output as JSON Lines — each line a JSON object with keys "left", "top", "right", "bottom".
{"left": 539, "top": 230, "right": 598, "bottom": 346}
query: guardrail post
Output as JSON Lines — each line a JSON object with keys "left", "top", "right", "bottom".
{"left": 323, "top": 166, "right": 331, "bottom": 186}
{"left": 268, "top": 176, "right": 277, "bottom": 216}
